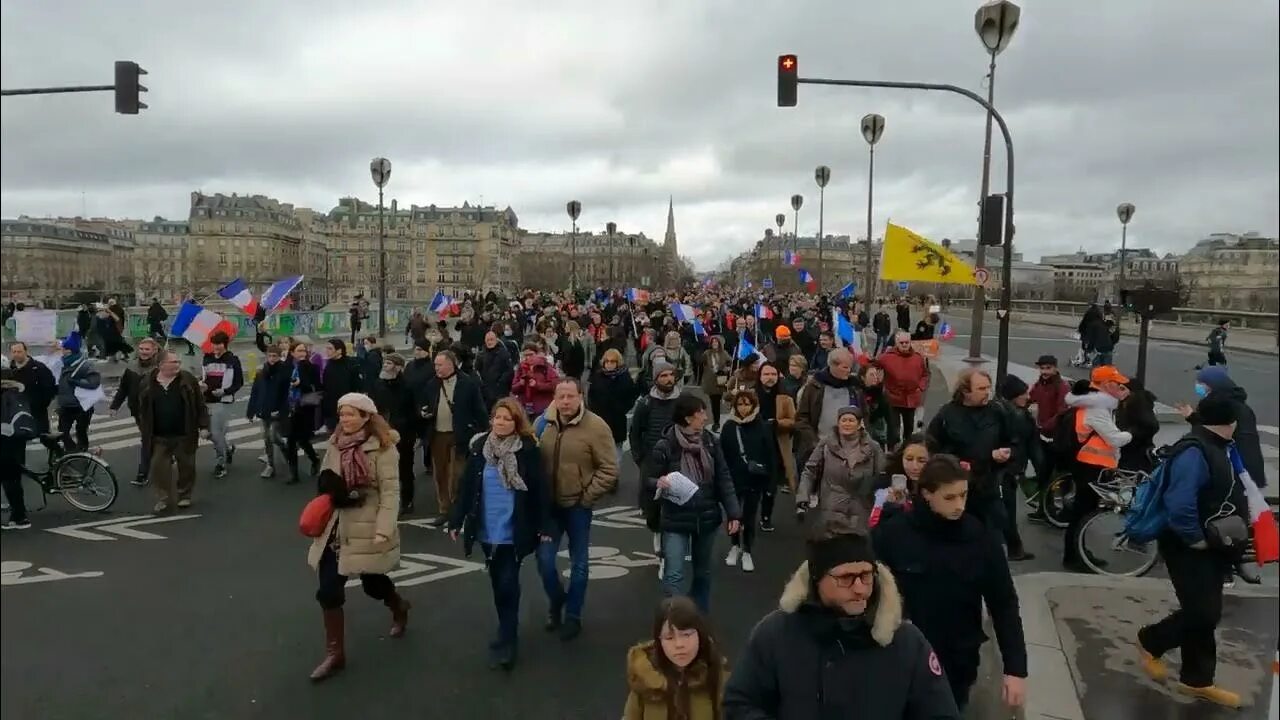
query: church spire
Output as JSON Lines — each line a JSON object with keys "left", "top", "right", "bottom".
{"left": 663, "top": 196, "right": 677, "bottom": 254}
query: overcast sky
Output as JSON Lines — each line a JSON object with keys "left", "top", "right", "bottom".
{"left": 2, "top": 1, "right": 1277, "bottom": 269}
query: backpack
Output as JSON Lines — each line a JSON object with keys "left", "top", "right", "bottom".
{"left": 1052, "top": 406, "right": 1088, "bottom": 463}
{"left": 1, "top": 387, "right": 38, "bottom": 440}
{"left": 533, "top": 412, "right": 549, "bottom": 440}
{"left": 1123, "top": 449, "right": 1179, "bottom": 543}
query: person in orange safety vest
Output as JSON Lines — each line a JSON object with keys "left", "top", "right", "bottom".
{"left": 1061, "top": 365, "right": 1133, "bottom": 570}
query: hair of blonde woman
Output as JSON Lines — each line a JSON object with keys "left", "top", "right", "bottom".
{"left": 601, "top": 348, "right": 624, "bottom": 366}
{"left": 491, "top": 396, "right": 534, "bottom": 438}
{"left": 336, "top": 409, "right": 397, "bottom": 449}
{"left": 788, "top": 354, "right": 807, "bottom": 372}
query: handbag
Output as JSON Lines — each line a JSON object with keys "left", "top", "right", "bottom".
{"left": 1204, "top": 515, "right": 1248, "bottom": 550}
{"left": 299, "top": 391, "right": 323, "bottom": 408}
{"left": 299, "top": 494, "right": 334, "bottom": 537}
{"left": 735, "top": 426, "right": 768, "bottom": 477}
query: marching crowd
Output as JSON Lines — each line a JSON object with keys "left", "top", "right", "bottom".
{"left": 2, "top": 285, "right": 1273, "bottom": 716}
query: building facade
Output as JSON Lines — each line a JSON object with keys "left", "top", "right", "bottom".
{"left": 1, "top": 218, "right": 118, "bottom": 305}
{"left": 730, "top": 233, "right": 884, "bottom": 294}
{"left": 516, "top": 228, "right": 663, "bottom": 290}
{"left": 186, "top": 192, "right": 306, "bottom": 296}
{"left": 1178, "top": 232, "right": 1279, "bottom": 311}
{"left": 122, "top": 217, "right": 190, "bottom": 303}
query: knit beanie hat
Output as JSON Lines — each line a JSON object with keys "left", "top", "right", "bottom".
{"left": 999, "top": 374, "right": 1029, "bottom": 401}
{"left": 384, "top": 353, "right": 406, "bottom": 368}
{"left": 336, "top": 392, "right": 378, "bottom": 415}
{"left": 61, "top": 332, "right": 82, "bottom": 354}
{"left": 414, "top": 338, "right": 432, "bottom": 353}
{"left": 1196, "top": 395, "right": 1238, "bottom": 426}
{"left": 1195, "top": 365, "right": 1231, "bottom": 391}
{"left": 807, "top": 533, "right": 876, "bottom": 581}
{"left": 652, "top": 359, "right": 677, "bottom": 379}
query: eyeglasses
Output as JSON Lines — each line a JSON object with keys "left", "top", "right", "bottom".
{"left": 827, "top": 569, "right": 875, "bottom": 588}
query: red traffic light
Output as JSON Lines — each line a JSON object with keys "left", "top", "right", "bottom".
{"left": 777, "top": 54, "right": 798, "bottom": 107}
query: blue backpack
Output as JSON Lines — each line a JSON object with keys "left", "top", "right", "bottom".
{"left": 533, "top": 413, "right": 549, "bottom": 440}
{"left": 1123, "top": 451, "right": 1179, "bottom": 543}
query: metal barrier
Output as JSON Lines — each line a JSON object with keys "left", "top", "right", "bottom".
{"left": 947, "top": 298, "right": 1279, "bottom": 332}
{"left": 2, "top": 304, "right": 426, "bottom": 344}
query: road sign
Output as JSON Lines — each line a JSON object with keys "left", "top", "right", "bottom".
{"left": 45, "top": 514, "right": 200, "bottom": 541}
{"left": 897, "top": 281, "right": 909, "bottom": 293}
{"left": 762, "top": 277, "right": 774, "bottom": 290}
{"left": 974, "top": 267, "right": 990, "bottom": 286}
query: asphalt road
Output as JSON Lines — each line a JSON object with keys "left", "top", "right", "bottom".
{"left": 940, "top": 312, "right": 1280, "bottom": 427}
{"left": 1, "top": 376, "right": 1043, "bottom": 719}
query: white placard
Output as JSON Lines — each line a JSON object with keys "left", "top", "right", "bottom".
{"left": 13, "top": 310, "right": 58, "bottom": 343}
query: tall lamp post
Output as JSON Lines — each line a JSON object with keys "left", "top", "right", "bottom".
{"left": 566, "top": 200, "right": 582, "bottom": 293}
{"left": 814, "top": 165, "right": 831, "bottom": 290}
{"left": 774, "top": 213, "right": 786, "bottom": 263}
{"left": 861, "top": 114, "right": 885, "bottom": 301}
{"left": 790, "top": 195, "right": 804, "bottom": 277}
{"left": 966, "top": 0, "right": 1020, "bottom": 363}
{"left": 606, "top": 221, "right": 617, "bottom": 288}
{"left": 1116, "top": 202, "right": 1135, "bottom": 290}
{"left": 369, "top": 157, "right": 392, "bottom": 336}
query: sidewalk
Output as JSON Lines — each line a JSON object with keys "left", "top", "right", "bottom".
{"left": 983, "top": 308, "right": 1278, "bottom": 357}
{"left": 1007, "top": 572, "right": 1278, "bottom": 719}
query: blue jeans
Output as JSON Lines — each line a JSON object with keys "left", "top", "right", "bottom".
{"left": 535, "top": 505, "right": 593, "bottom": 620}
{"left": 661, "top": 530, "right": 717, "bottom": 613}
{"left": 483, "top": 544, "right": 522, "bottom": 647}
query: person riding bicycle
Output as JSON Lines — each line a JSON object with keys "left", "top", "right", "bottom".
{"left": 1061, "top": 366, "right": 1132, "bottom": 573}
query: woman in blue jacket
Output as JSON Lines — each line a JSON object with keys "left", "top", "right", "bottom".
{"left": 448, "top": 397, "right": 549, "bottom": 672}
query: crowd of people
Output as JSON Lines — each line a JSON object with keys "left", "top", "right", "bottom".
{"left": 2, "top": 285, "right": 1272, "bottom": 715}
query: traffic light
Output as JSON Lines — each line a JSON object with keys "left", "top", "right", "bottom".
{"left": 978, "top": 193, "right": 1005, "bottom": 246}
{"left": 114, "top": 61, "right": 147, "bottom": 114}
{"left": 777, "top": 54, "right": 798, "bottom": 107}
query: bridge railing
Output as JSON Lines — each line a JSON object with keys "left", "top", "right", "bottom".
{"left": 946, "top": 299, "right": 1279, "bottom": 332}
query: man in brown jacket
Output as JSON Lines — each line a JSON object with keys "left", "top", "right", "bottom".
{"left": 535, "top": 377, "right": 618, "bottom": 642}
{"left": 137, "top": 350, "right": 209, "bottom": 513}
{"left": 794, "top": 348, "right": 862, "bottom": 466}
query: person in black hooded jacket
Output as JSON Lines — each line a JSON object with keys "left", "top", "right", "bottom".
{"left": 1116, "top": 378, "right": 1159, "bottom": 473}
{"left": 1179, "top": 365, "right": 1267, "bottom": 489}
{"left": 320, "top": 339, "right": 362, "bottom": 432}
{"left": 873, "top": 455, "right": 1028, "bottom": 712}
{"left": 718, "top": 389, "right": 777, "bottom": 573}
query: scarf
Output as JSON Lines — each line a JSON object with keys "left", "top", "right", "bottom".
{"left": 483, "top": 431, "right": 528, "bottom": 491}
{"left": 288, "top": 363, "right": 302, "bottom": 408}
{"left": 674, "top": 426, "right": 712, "bottom": 488}
{"left": 825, "top": 430, "right": 871, "bottom": 469}
{"left": 332, "top": 428, "right": 372, "bottom": 489}
{"left": 650, "top": 384, "right": 679, "bottom": 401}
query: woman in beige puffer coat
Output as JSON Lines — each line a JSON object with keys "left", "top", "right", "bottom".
{"left": 306, "top": 392, "right": 410, "bottom": 682}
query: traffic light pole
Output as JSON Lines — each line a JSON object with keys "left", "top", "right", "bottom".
{"left": 795, "top": 75, "right": 1016, "bottom": 380}
{"left": 1135, "top": 313, "right": 1151, "bottom": 385}
{"left": 1, "top": 85, "right": 115, "bottom": 96}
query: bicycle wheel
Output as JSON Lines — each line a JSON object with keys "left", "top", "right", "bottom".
{"left": 55, "top": 453, "right": 119, "bottom": 512}
{"left": 1041, "top": 474, "right": 1074, "bottom": 529}
{"left": 1076, "top": 510, "right": 1159, "bottom": 577}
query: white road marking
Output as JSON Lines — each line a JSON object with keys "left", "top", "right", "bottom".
{"left": 0, "top": 560, "right": 104, "bottom": 586}
{"left": 44, "top": 513, "right": 201, "bottom": 541}
{"left": 350, "top": 552, "right": 484, "bottom": 588}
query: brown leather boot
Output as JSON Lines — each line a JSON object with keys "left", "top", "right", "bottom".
{"left": 309, "top": 608, "right": 345, "bottom": 682}
{"left": 387, "top": 591, "right": 412, "bottom": 638}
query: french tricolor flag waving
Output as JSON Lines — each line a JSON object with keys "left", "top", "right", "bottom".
{"left": 670, "top": 303, "right": 697, "bottom": 324}
{"left": 428, "top": 290, "right": 453, "bottom": 314}
{"left": 171, "top": 301, "right": 238, "bottom": 353}
{"left": 217, "top": 278, "right": 258, "bottom": 316}
{"left": 260, "top": 275, "right": 303, "bottom": 315}
{"left": 798, "top": 269, "right": 817, "bottom": 292}
{"left": 754, "top": 303, "right": 773, "bottom": 320}
{"left": 1230, "top": 445, "right": 1279, "bottom": 565}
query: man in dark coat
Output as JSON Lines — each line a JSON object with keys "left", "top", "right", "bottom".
{"left": 7, "top": 342, "right": 56, "bottom": 435}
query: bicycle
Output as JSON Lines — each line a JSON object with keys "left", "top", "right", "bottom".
{"left": 18, "top": 434, "right": 119, "bottom": 513}
{"left": 1075, "top": 467, "right": 1160, "bottom": 577}
{"left": 1027, "top": 471, "right": 1074, "bottom": 529}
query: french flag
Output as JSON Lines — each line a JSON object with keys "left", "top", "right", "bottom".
{"left": 670, "top": 303, "right": 697, "bottom": 324}
{"left": 216, "top": 278, "right": 258, "bottom": 316}
{"left": 171, "top": 301, "right": 237, "bottom": 353}
{"left": 798, "top": 269, "right": 817, "bottom": 292}
{"left": 1230, "top": 445, "right": 1279, "bottom": 565}
{"left": 428, "top": 290, "right": 453, "bottom": 314}
{"left": 939, "top": 321, "right": 956, "bottom": 340}
{"left": 691, "top": 318, "right": 708, "bottom": 337}
{"left": 736, "top": 336, "right": 760, "bottom": 362}
{"left": 260, "top": 275, "right": 303, "bottom": 315}
{"left": 783, "top": 250, "right": 800, "bottom": 266}
{"left": 754, "top": 303, "right": 773, "bottom": 320}
{"left": 626, "top": 288, "right": 650, "bottom": 304}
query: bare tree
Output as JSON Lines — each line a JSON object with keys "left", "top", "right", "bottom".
{"left": 513, "top": 253, "right": 571, "bottom": 291}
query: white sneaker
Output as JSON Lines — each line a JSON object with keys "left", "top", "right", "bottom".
{"left": 259, "top": 466, "right": 275, "bottom": 478}
{"left": 725, "top": 546, "right": 742, "bottom": 567}
{"left": 256, "top": 454, "right": 269, "bottom": 464}
{"left": 741, "top": 553, "right": 755, "bottom": 573}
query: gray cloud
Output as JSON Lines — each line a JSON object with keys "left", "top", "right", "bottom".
{"left": 2, "top": 0, "right": 1276, "bottom": 269}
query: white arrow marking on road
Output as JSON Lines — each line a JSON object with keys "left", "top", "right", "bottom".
{"left": 592, "top": 506, "right": 648, "bottom": 529}
{"left": 347, "top": 552, "right": 484, "bottom": 588}
{"left": 44, "top": 514, "right": 201, "bottom": 541}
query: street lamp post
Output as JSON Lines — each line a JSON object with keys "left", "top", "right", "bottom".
{"left": 774, "top": 213, "right": 786, "bottom": 263}
{"left": 1116, "top": 202, "right": 1135, "bottom": 289}
{"left": 814, "top": 165, "right": 831, "bottom": 291}
{"left": 966, "top": 0, "right": 1021, "bottom": 364}
{"left": 790, "top": 194, "right": 804, "bottom": 284}
{"left": 566, "top": 200, "right": 582, "bottom": 294}
{"left": 861, "top": 114, "right": 885, "bottom": 301}
{"left": 369, "top": 157, "right": 392, "bottom": 337}
{"left": 606, "top": 221, "right": 617, "bottom": 288}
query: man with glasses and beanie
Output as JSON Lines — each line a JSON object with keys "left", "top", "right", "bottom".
{"left": 724, "top": 532, "right": 960, "bottom": 718}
